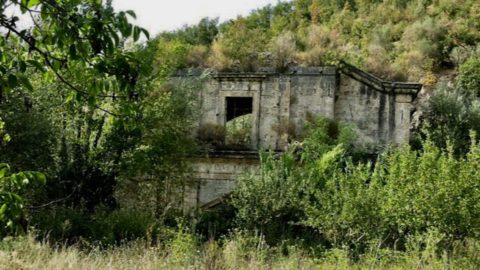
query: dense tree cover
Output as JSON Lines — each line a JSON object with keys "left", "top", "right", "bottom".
{"left": 0, "top": 0, "right": 197, "bottom": 236}
{"left": 0, "top": 0, "right": 150, "bottom": 109}
{"left": 153, "top": 0, "right": 480, "bottom": 84}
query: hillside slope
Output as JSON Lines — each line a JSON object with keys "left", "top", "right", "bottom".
{"left": 152, "top": 0, "right": 480, "bottom": 87}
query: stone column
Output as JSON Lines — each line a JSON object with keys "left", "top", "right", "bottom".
{"left": 394, "top": 94, "right": 413, "bottom": 144}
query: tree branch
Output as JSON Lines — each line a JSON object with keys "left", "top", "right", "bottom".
{"left": 0, "top": 16, "right": 125, "bottom": 101}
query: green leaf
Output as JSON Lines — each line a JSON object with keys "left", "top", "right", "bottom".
{"left": 88, "top": 95, "right": 96, "bottom": 107}
{"left": 7, "top": 74, "right": 18, "bottom": 88}
{"left": 51, "top": 59, "right": 62, "bottom": 71}
{"left": 3, "top": 134, "right": 11, "bottom": 143}
{"left": 125, "top": 10, "right": 136, "bottom": 19}
{"left": 133, "top": 26, "right": 140, "bottom": 42}
{"left": 27, "top": 0, "right": 40, "bottom": 8}
{"left": 22, "top": 178, "right": 29, "bottom": 185}
{"left": 65, "top": 91, "right": 77, "bottom": 103}
{"left": 33, "top": 172, "right": 46, "bottom": 184}
{"left": 20, "top": 0, "right": 27, "bottom": 13}
{"left": 0, "top": 204, "right": 7, "bottom": 217}
{"left": 141, "top": 28, "right": 150, "bottom": 40}
{"left": 110, "top": 29, "right": 120, "bottom": 46}
{"left": 18, "top": 61, "right": 27, "bottom": 73}
{"left": 18, "top": 75, "right": 34, "bottom": 91}
{"left": 0, "top": 163, "right": 10, "bottom": 178}
{"left": 12, "top": 193, "right": 23, "bottom": 203}
{"left": 27, "top": 60, "right": 46, "bottom": 72}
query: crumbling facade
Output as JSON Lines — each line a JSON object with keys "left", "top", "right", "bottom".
{"left": 175, "top": 63, "right": 422, "bottom": 208}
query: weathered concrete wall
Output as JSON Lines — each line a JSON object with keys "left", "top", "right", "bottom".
{"left": 184, "top": 155, "right": 259, "bottom": 208}
{"left": 175, "top": 64, "right": 421, "bottom": 208}
{"left": 334, "top": 74, "right": 396, "bottom": 146}
{"left": 184, "top": 65, "right": 419, "bottom": 151}
{"left": 287, "top": 67, "right": 337, "bottom": 147}
{"left": 336, "top": 65, "right": 418, "bottom": 146}
{"left": 192, "top": 67, "right": 340, "bottom": 151}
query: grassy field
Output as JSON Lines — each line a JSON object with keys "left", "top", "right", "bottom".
{"left": 1, "top": 234, "right": 478, "bottom": 270}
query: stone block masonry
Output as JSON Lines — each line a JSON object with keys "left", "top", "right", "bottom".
{"left": 174, "top": 63, "right": 422, "bottom": 208}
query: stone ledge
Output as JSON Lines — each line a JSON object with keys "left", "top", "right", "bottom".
{"left": 339, "top": 61, "right": 422, "bottom": 97}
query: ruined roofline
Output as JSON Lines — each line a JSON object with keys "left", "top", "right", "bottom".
{"left": 173, "top": 62, "right": 422, "bottom": 97}
{"left": 338, "top": 61, "right": 422, "bottom": 98}
{"left": 172, "top": 66, "right": 337, "bottom": 77}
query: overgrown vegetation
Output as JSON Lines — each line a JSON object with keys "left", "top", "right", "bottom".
{"left": 233, "top": 116, "right": 480, "bottom": 251}
{"left": 1, "top": 0, "right": 480, "bottom": 269}
{"left": 2, "top": 231, "right": 480, "bottom": 269}
{"left": 154, "top": 0, "right": 480, "bottom": 83}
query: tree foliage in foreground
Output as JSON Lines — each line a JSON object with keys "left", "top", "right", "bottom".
{"left": 0, "top": 118, "right": 45, "bottom": 237}
{"left": 0, "top": 0, "right": 150, "bottom": 237}
{"left": 233, "top": 117, "right": 480, "bottom": 250}
{"left": 0, "top": 0, "right": 148, "bottom": 109}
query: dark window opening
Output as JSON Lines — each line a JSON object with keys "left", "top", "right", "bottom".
{"left": 226, "top": 97, "right": 253, "bottom": 122}
{"left": 225, "top": 97, "right": 253, "bottom": 148}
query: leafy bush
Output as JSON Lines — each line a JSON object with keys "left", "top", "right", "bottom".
{"left": 232, "top": 115, "right": 480, "bottom": 253}
{"left": 31, "top": 207, "right": 90, "bottom": 244}
{"left": 195, "top": 204, "right": 236, "bottom": 240}
{"left": 208, "top": 18, "right": 268, "bottom": 71}
{"left": 155, "top": 38, "right": 193, "bottom": 77}
{"left": 31, "top": 207, "right": 157, "bottom": 246}
{"left": 296, "top": 25, "right": 344, "bottom": 66}
{"left": 374, "top": 140, "right": 480, "bottom": 244}
{"left": 422, "top": 83, "right": 480, "bottom": 155}
{"left": 166, "top": 227, "right": 199, "bottom": 266}
{"left": 232, "top": 117, "right": 355, "bottom": 244}
{"left": 301, "top": 116, "right": 356, "bottom": 161}
{"left": 268, "top": 31, "right": 297, "bottom": 71}
{"left": 232, "top": 150, "right": 303, "bottom": 240}
{"left": 225, "top": 114, "right": 252, "bottom": 148}
{"left": 90, "top": 209, "right": 157, "bottom": 245}
{"left": 0, "top": 164, "right": 46, "bottom": 238}
{"left": 457, "top": 57, "right": 480, "bottom": 96}
{"left": 197, "top": 123, "right": 226, "bottom": 147}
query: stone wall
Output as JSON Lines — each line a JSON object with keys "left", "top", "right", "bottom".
{"left": 179, "top": 65, "right": 420, "bottom": 150}
{"left": 184, "top": 154, "right": 259, "bottom": 209}
{"left": 175, "top": 64, "right": 421, "bottom": 208}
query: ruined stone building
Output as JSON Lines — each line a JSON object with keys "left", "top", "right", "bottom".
{"left": 174, "top": 63, "right": 422, "bottom": 208}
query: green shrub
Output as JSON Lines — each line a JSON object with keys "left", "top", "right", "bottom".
{"left": 301, "top": 116, "right": 355, "bottom": 162}
{"left": 196, "top": 204, "right": 236, "bottom": 240}
{"left": 89, "top": 209, "right": 157, "bottom": 245}
{"left": 208, "top": 18, "right": 268, "bottom": 71}
{"left": 197, "top": 123, "right": 226, "bottom": 147}
{"left": 31, "top": 207, "right": 158, "bottom": 246}
{"left": 31, "top": 207, "right": 90, "bottom": 244}
{"left": 166, "top": 227, "right": 199, "bottom": 266}
{"left": 0, "top": 165, "right": 45, "bottom": 238}
{"left": 232, "top": 117, "right": 355, "bottom": 244}
{"left": 225, "top": 114, "right": 252, "bottom": 148}
{"left": 457, "top": 57, "right": 480, "bottom": 97}
{"left": 268, "top": 31, "right": 297, "bottom": 71}
{"left": 232, "top": 150, "right": 303, "bottom": 238}
{"left": 233, "top": 114, "right": 480, "bottom": 254}
{"left": 423, "top": 83, "right": 480, "bottom": 155}
{"left": 300, "top": 148, "right": 381, "bottom": 250}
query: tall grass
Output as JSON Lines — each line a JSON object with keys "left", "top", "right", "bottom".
{"left": 1, "top": 231, "right": 479, "bottom": 270}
